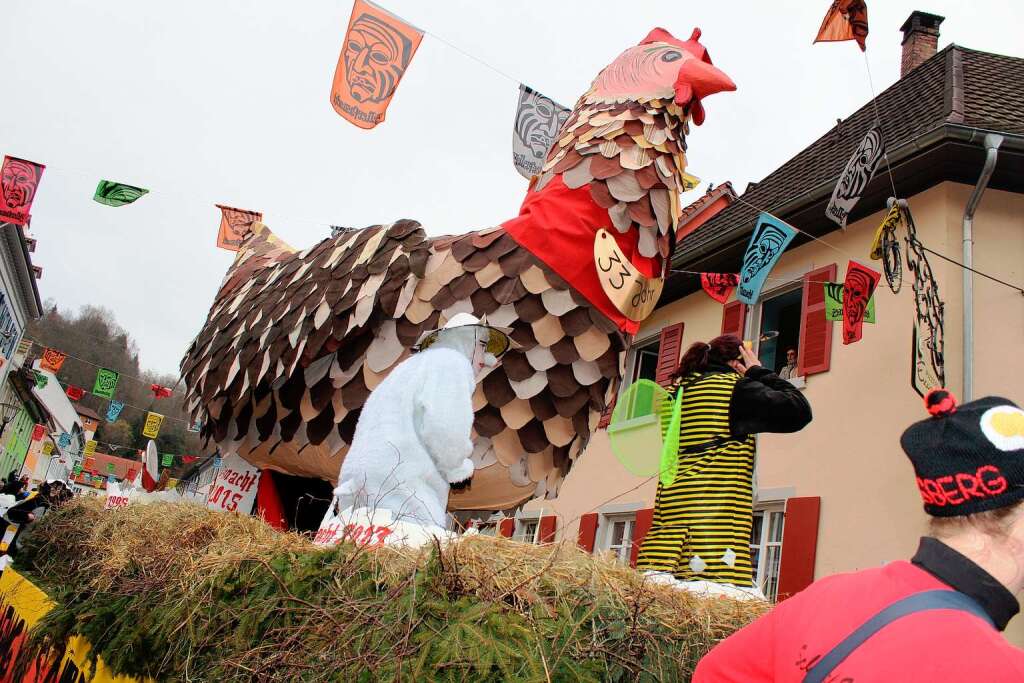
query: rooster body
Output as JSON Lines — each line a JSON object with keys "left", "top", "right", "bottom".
{"left": 180, "top": 28, "right": 734, "bottom": 511}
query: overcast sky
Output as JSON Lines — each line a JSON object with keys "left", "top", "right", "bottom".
{"left": 2, "top": 0, "right": 1020, "bottom": 375}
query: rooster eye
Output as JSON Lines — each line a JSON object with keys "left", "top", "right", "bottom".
{"left": 661, "top": 51, "right": 682, "bottom": 62}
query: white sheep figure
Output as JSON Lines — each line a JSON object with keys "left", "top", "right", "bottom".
{"left": 331, "top": 313, "right": 511, "bottom": 530}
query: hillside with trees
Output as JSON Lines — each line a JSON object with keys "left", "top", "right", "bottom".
{"left": 25, "top": 302, "right": 204, "bottom": 465}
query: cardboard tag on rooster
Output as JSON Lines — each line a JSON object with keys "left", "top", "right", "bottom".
{"left": 314, "top": 506, "right": 453, "bottom": 549}
{"left": 593, "top": 229, "right": 663, "bottom": 321}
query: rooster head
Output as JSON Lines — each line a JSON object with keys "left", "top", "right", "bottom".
{"left": 587, "top": 27, "right": 735, "bottom": 125}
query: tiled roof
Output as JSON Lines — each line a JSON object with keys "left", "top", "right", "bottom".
{"left": 675, "top": 45, "right": 1024, "bottom": 262}
{"left": 677, "top": 181, "right": 737, "bottom": 231}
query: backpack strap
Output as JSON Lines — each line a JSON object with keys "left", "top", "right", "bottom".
{"left": 803, "top": 589, "right": 994, "bottom": 683}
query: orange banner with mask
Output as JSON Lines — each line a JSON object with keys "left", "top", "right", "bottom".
{"left": 814, "top": 0, "right": 869, "bottom": 51}
{"left": 330, "top": 0, "right": 423, "bottom": 129}
{"left": 215, "top": 204, "right": 262, "bottom": 252}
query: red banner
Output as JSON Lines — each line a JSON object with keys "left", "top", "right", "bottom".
{"left": 150, "top": 384, "right": 173, "bottom": 399}
{"left": 31, "top": 424, "right": 45, "bottom": 441}
{"left": 841, "top": 260, "right": 881, "bottom": 345}
{"left": 700, "top": 273, "right": 740, "bottom": 304}
{"left": 215, "top": 204, "right": 262, "bottom": 252}
{"left": 0, "top": 156, "right": 45, "bottom": 226}
{"left": 65, "top": 385, "right": 85, "bottom": 401}
{"left": 329, "top": 0, "right": 424, "bottom": 129}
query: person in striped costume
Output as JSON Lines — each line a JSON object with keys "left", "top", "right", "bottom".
{"left": 636, "top": 334, "right": 811, "bottom": 597}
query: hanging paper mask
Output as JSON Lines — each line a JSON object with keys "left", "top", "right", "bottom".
{"left": 841, "top": 260, "right": 881, "bottom": 344}
{"left": 65, "top": 385, "right": 86, "bottom": 401}
{"left": 143, "top": 412, "right": 165, "bottom": 438}
{"left": 512, "top": 85, "right": 570, "bottom": 179}
{"left": 106, "top": 400, "right": 125, "bottom": 422}
{"left": 92, "top": 368, "right": 120, "bottom": 400}
{"left": 93, "top": 180, "right": 149, "bottom": 207}
{"left": 700, "top": 273, "right": 739, "bottom": 304}
{"left": 737, "top": 213, "right": 797, "bottom": 305}
{"left": 215, "top": 204, "right": 262, "bottom": 251}
{"left": 823, "top": 282, "right": 875, "bottom": 323}
{"left": 330, "top": 0, "right": 423, "bottom": 129}
{"left": 40, "top": 348, "right": 67, "bottom": 373}
{"left": 0, "top": 156, "right": 45, "bottom": 226}
{"left": 814, "top": 0, "right": 869, "bottom": 51}
{"left": 827, "top": 127, "right": 884, "bottom": 228}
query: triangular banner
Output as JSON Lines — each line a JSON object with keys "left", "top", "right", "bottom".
{"left": 93, "top": 180, "right": 149, "bottom": 207}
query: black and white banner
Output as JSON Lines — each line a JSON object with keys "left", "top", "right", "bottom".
{"left": 512, "top": 84, "right": 569, "bottom": 179}
{"left": 826, "top": 126, "right": 884, "bottom": 228}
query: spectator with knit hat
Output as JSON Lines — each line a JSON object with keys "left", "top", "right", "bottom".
{"left": 694, "top": 389, "right": 1024, "bottom": 682}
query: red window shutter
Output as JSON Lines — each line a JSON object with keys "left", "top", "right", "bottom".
{"left": 629, "top": 508, "right": 655, "bottom": 568}
{"left": 777, "top": 496, "right": 821, "bottom": 601}
{"left": 654, "top": 323, "right": 685, "bottom": 387}
{"left": 721, "top": 300, "right": 747, "bottom": 338}
{"left": 578, "top": 513, "right": 599, "bottom": 552}
{"left": 539, "top": 515, "right": 557, "bottom": 544}
{"left": 498, "top": 518, "right": 515, "bottom": 538}
{"left": 797, "top": 264, "right": 837, "bottom": 376}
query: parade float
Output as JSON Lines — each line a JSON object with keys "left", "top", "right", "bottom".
{"left": 0, "top": 19, "right": 770, "bottom": 683}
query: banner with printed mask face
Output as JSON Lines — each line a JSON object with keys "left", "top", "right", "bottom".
{"left": 39, "top": 348, "right": 67, "bottom": 373}
{"left": 330, "top": 0, "right": 424, "bottom": 129}
{"left": 700, "top": 273, "right": 740, "bottom": 304}
{"left": 814, "top": 0, "right": 869, "bottom": 51}
{"left": 840, "top": 260, "right": 881, "bottom": 345}
{"left": 0, "top": 156, "right": 45, "bottom": 226}
{"left": 826, "top": 126, "right": 884, "bottom": 228}
{"left": 92, "top": 368, "right": 119, "bottom": 399}
{"left": 215, "top": 204, "right": 262, "bottom": 251}
{"left": 512, "top": 85, "right": 570, "bottom": 179}
{"left": 736, "top": 213, "right": 797, "bottom": 305}
{"left": 142, "top": 412, "right": 164, "bottom": 438}
{"left": 106, "top": 400, "right": 124, "bottom": 422}
{"left": 823, "top": 283, "right": 876, "bottom": 323}
{"left": 93, "top": 180, "right": 148, "bottom": 207}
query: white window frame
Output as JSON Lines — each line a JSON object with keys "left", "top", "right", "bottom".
{"left": 515, "top": 509, "right": 546, "bottom": 544}
{"left": 624, "top": 334, "right": 662, "bottom": 390}
{"left": 750, "top": 503, "right": 786, "bottom": 602}
{"left": 597, "top": 512, "right": 637, "bottom": 565}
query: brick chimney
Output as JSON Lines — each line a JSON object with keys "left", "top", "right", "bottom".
{"left": 900, "top": 11, "right": 945, "bottom": 77}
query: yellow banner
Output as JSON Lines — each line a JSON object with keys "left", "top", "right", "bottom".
{"left": 142, "top": 412, "right": 164, "bottom": 439}
{"left": 0, "top": 568, "right": 152, "bottom": 682}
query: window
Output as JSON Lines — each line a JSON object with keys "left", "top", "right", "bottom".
{"left": 599, "top": 513, "right": 636, "bottom": 565}
{"left": 0, "top": 294, "right": 19, "bottom": 359}
{"left": 630, "top": 339, "right": 660, "bottom": 384}
{"left": 750, "top": 507, "right": 785, "bottom": 601}
{"left": 516, "top": 519, "right": 539, "bottom": 543}
{"left": 755, "top": 287, "right": 803, "bottom": 376}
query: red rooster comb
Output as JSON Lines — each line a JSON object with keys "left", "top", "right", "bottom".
{"left": 642, "top": 27, "right": 735, "bottom": 125}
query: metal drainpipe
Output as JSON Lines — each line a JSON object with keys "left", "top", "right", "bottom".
{"left": 962, "top": 133, "right": 1003, "bottom": 401}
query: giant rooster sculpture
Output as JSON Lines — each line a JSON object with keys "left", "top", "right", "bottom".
{"left": 180, "top": 28, "right": 734, "bottom": 512}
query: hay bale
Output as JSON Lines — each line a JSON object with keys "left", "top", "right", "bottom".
{"left": 14, "top": 498, "right": 766, "bottom": 682}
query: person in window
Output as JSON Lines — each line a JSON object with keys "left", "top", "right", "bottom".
{"left": 694, "top": 390, "right": 1024, "bottom": 681}
{"left": 778, "top": 347, "right": 799, "bottom": 379}
{"left": 635, "top": 334, "right": 811, "bottom": 597}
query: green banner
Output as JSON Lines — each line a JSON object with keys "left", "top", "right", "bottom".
{"left": 93, "top": 180, "right": 149, "bottom": 207}
{"left": 92, "top": 367, "right": 120, "bottom": 399}
{"left": 823, "top": 283, "right": 875, "bottom": 323}
{"left": 162, "top": 453, "right": 173, "bottom": 467}
{"left": 107, "top": 462, "right": 115, "bottom": 474}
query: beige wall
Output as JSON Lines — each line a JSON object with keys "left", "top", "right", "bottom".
{"left": 526, "top": 181, "right": 1024, "bottom": 643}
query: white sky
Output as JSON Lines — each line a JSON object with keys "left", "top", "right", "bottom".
{"left": 2, "top": 0, "right": 1021, "bottom": 376}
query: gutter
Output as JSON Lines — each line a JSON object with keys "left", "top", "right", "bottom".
{"left": 961, "top": 133, "right": 1003, "bottom": 401}
{"left": 672, "top": 124, "right": 1024, "bottom": 270}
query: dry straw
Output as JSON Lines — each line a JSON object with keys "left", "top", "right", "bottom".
{"left": 15, "top": 498, "right": 766, "bottom": 682}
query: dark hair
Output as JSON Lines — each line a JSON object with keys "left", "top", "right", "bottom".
{"left": 675, "top": 334, "right": 743, "bottom": 378}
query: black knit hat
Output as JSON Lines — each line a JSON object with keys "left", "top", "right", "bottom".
{"left": 901, "top": 389, "right": 1024, "bottom": 517}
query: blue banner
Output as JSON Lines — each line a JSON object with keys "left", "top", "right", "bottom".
{"left": 106, "top": 400, "right": 125, "bottom": 422}
{"left": 58, "top": 432, "right": 71, "bottom": 448}
{"left": 737, "top": 213, "right": 798, "bottom": 305}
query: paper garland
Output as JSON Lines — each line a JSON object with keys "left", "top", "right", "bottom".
{"left": 161, "top": 453, "right": 173, "bottom": 467}
{"left": 106, "top": 400, "right": 125, "bottom": 422}
{"left": 142, "top": 412, "right": 164, "bottom": 438}
{"left": 841, "top": 260, "right": 881, "bottom": 345}
{"left": 93, "top": 180, "right": 149, "bottom": 207}
{"left": 33, "top": 371, "right": 47, "bottom": 388}
{"left": 215, "top": 205, "right": 262, "bottom": 252}
{"left": 58, "top": 432, "right": 71, "bottom": 448}
{"left": 39, "top": 348, "right": 67, "bottom": 373}
{"left": 823, "top": 283, "right": 876, "bottom": 323}
{"left": 512, "top": 85, "right": 570, "bottom": 179}
{"left": 30, "top": 424, "right": 45, "bottom": 441}
{"left": 150, "top": 384, "right": 173, "bottom": 399}
{"left": 0, "top": 156, "right": 46, "bottom": 226}
{"left": 814, "top": 0, "right": 869, "bottom": 51}
{"left": 737, "top": 213, "right": 797, "bottom": 305}
{"left": 92, "top": 368, "right": 120, "bottom": 399}
{"left": 84, "top": 440, "right": 98, "bottom": 456}
{"left": 700, "top": 273, "right": 740, "bottom": 304}
{"left": 42, "top": 442, "right": 54, "bottom": 455}
{"left": 65, "top": 385, "right": 85, "bottom": 401}
{"left": 826, "top": 126, "right": 884, "bottom": 228}
{"left": 329, "top": 0, "right": 424, "bottom": 130}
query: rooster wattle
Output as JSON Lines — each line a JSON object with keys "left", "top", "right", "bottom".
{"left": 180, "top": 27, "right": 734, "bottom": 511}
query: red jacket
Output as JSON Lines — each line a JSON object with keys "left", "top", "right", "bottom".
{"left": 695, "top": 538, "right": 1024, "bottom": 682}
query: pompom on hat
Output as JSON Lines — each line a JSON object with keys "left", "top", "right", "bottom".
{"left": 901, "top": 389, "right": 1024, "bottom": 517}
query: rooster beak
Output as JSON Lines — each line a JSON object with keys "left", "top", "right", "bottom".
{"left": 674, "top": 58, "right": 736, "bottom": 125}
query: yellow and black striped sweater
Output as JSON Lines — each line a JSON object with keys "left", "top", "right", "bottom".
{"left": 637, "top": 365, "right": 811, "bottom": 586}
